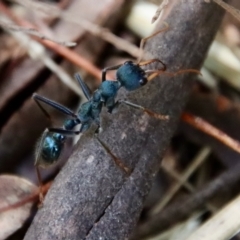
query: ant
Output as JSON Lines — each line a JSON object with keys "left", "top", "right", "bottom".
{"left": 33, "top": 25, "right": 200, "bottom": 201}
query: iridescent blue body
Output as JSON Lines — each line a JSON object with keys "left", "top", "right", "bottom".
{"left": 98, "top": 80, "right": 120, "bottom": 111}
{"left": 97, "top": 60, "right": 147, "bottom": 112}
{"left": 77, "top": 95, "right": 103, "bottom": 132}
{"left": 34, "top": 60, "right": 152, "bottom": 168}
{"left": 36, "top": 132, "right": 65, "bottom": 168}
{"left": 36, "top": 96, "right": 103, "bottom": 167}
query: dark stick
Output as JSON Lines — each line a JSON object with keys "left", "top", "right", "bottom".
{"left": 24, "top": 1, "right": 227, "bottom": 240}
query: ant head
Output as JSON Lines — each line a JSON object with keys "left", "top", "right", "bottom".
{"left": 116, "top": 61, "right": 147, "bottom": 91}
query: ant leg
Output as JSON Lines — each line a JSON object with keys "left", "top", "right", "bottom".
{"left": 102, "top": 64, "right": 122, "bottom": 81}
{"left": 33, "top": 93, "right": 78, "bottom": 119}
{"left": 138, "top": 58, "right": 166, "bottom": 71}
{"left": 93, "top": 117, "right": 102, "bottom": 134}
{"left": 104, "top": 97, "right": 117, "bottom": 114}
{"left": 95, "top": 136, "right": 131, "bottom": 175}
{"left": 137, "top": 22, "right": 169, "bottom": 63}
{"left": 145, "top": 69, "right": 165, "bottom": 81}
{"left": 74, "top": 73, "right": 91, "bottom": 100}
{"left": 118, "top": 100, "right": 169, "bottom": 120}
{"left": 49, "top": 120, "right": 92, "bottom": 135}
{"left": 94, "top": 124, "right": 102, "bottom": 134}
{"left": 35, "top": 167, "right": 44, "bottom": 206}
{"left": 165, "top": 69, "right": 201, "bottom": 76}
{"left": 48, "top": 127, "right": 81, "bottom": 135}
{"left": 145, "top": 68, "right": 201, "bottom": 81}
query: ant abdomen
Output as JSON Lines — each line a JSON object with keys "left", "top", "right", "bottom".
{"left": 35, "top": 131, "right": 65, "bottom": 168}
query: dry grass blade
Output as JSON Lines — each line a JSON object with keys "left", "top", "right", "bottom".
{"left": 0, "top": 2, "right": 103, "bottom": 80}
{"left": 0, "top": 14, "right": 85, "bottom": 98}
{"left": 151, "top": 147, "right": 212, "bottom": 215}
{"left": 162, "top": 161, "right": 217, "bottom": 213}
{"left": 0, "top": 21, "right": 76, "bottom": 47}
{"left": 206, "top": 0, "right": 240, "bottom": 22}
{"left": 186, "top": 193, "right": 240, "bottom": 240}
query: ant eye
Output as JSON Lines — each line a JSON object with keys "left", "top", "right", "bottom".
{"left": 124, "top": 61, "right": 133, "bottom": 65}
{"left": 139, "top": 78, "right": 147, "bottom": 86}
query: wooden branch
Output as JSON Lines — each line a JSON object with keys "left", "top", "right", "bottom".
{"left": 24, "top": 1, "right": 227, "bottom": 239}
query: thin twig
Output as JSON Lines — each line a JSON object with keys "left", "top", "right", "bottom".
{"left": 186, "top": 193, "right": 240, "bottom": 240}
{"left": 182, "top": 112, "right": 240, "bottom": 154}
